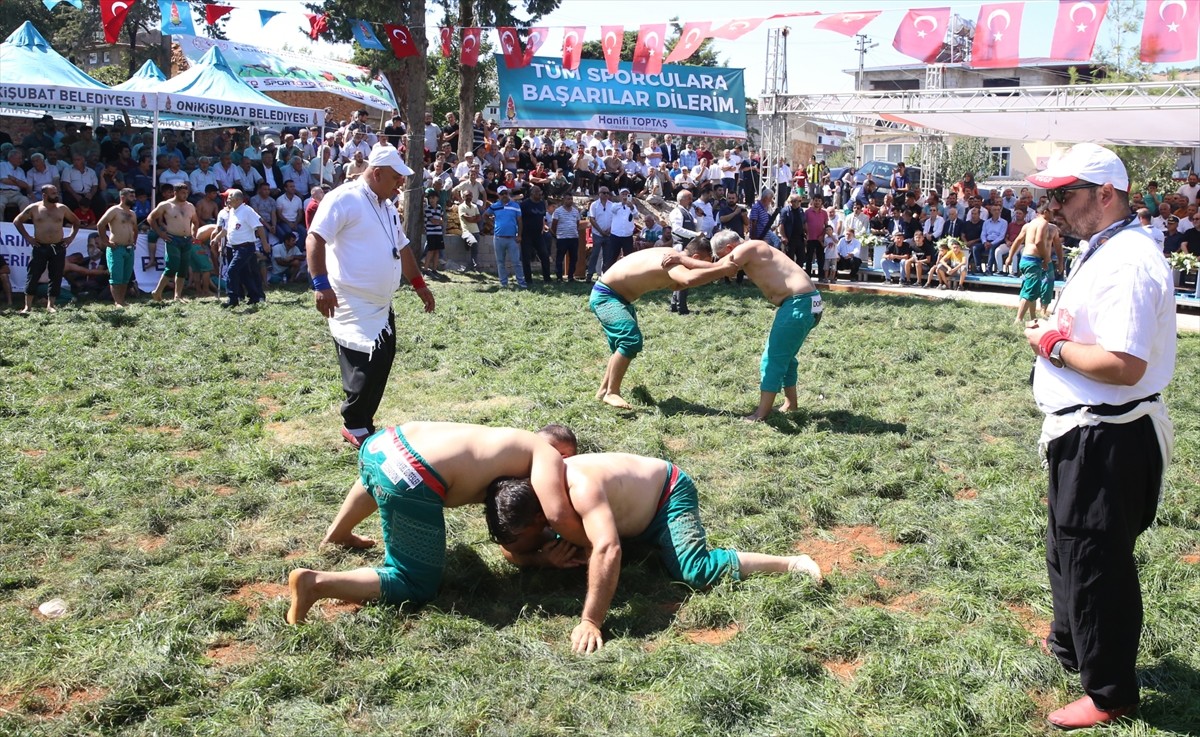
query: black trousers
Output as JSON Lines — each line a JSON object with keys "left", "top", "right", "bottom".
{"left": 805, "top": 239, "right": 824, "bottom": 277}
{"left": 521, "top": 229, "right": 551, "bottom": 283}
{"left": 555, "top": 237, "right": 579, "bottom": 279}
{"left": 776, "top": 183, "right": 791, "bottom": 206}
{"left": 1045, "top": 416, "right": 1162, "bottom": 709}
{"left": 837, "top": 256, "right": 862, "bottom": 280}
{"left": 226, "top": 245, "right": 264, "bottom": 304}
{"left": 335, "top": 311, "right": 397, "bottom": 432}
{"left": 26, "top": 243, "right": 66, "bottom": 298}
{"left": 604, "top": 235, "right": 634, "bottom": 273}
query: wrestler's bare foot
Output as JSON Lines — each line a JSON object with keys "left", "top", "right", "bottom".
{"left": 742, "top": 412, "right": 767, "bottom": 423}
{"left": 18, "top": 306, "right": 30, "bottom": 315}
{"left": 603, "top": 393, "right": 632, "bottom": 409}
{"left": 779, "top": 402, "right": 798, "bottom": 413}
{"left": 321, "top": 532, "right": 376, "bottom": 549}
{"left": 286, "top": 568, "right": 318, "bottom": 624}
{"left": 787, "top": 554, "right": 822, "bottom": 583}
{"left": 46, "top": 304, "right": 57, "bottom": 313}
{"left": 595, "top": 387, "right": 608, "bottom": 401}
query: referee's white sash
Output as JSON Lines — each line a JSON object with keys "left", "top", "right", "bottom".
{"left": 1039, "top": 399, "right": 1174, "bottom": 492}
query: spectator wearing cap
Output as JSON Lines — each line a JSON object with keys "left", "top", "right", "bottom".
{"left": 518, "top": 185, "right": 550, "bottom": 284}
{"left": 1023, "top": 143, "right": 1176, "bottom": 730}
{"left": 307, "top": 146, "right": 433, "bottom": 448}
{"left": 487, "top": 186, "right": 525, "bottom": 289}
{"left": 1162, "top": 216, "right": 1184, "bottom": 254}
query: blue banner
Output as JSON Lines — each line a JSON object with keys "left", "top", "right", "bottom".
{"left": 259, "top": 10, "right": 282, "bottom": 26}
{"left": 496, "top": 56, "right": 746, "bottom": 139}
{"left": 159, "top": 0, "right": 196, "bottom": 37}
{"left": 351, "top": 19, "right": 387, "bottom": 51}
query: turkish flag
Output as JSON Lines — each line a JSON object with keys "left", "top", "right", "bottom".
{"left": 306, "top": 13, "right": 328, "bottom": 41}
{"left": 892, "top": 7, "right": 950, "bottom": 63}
{"left": 815, "top": 11, "right": 882, "bottom": 37}
{"left": 601, "top": 25, "right": 624, "bottom": 73}
{"left": 632, "top": 24, "right": 667, "bottom": 75}
{"left": 439, "top": 27, "right": 453, "bottom": 58}
{"left": 970, "top": 3, "right": 1023, "bottom": 67}
{"left": 710, "top": 18, "right": 766, "bottom": 40}
{"left": 460, "top": 27, "right": 483, "bottom": 67}
{"left": 1050, "top": 0, "right": 1108, "bottom": 60}
{"left": 497, "top": 27, "right": 523, "bottom": 68}
{"left": 562, "top": 26, "right": 585, "bottom": 70}
{"left": 1141, "top": 0, "right": 1199, "bottom": 63}
{"left": 666, "top": 21, "right": 710, "bottom": 64}
{"left": 383, "top": 24, "right": 419, "bottom": 59}
{"left": 522, "top": 26, "right": 549, "bottom": 65}
{"left": 205, "top": 4, "right": 233, "bottom": 25}
{"left": 101, "top": 0, "right": 137, "bottom": 43}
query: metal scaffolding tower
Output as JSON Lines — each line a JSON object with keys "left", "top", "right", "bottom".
{"left": 760, "top": 27, "right": 789, "bottom": 185}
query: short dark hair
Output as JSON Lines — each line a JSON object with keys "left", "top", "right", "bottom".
{"left": 537, "top": 424, "right": 577, "bottom": 451}
{"left": 684, "top": 236, "right": 713, "bottom": 258}
{"left": 484, "top": 477, "right": 543, "bottom": 545}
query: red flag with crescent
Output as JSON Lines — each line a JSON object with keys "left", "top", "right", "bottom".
{"left": 562, "top": 26, "right": 585, "bottom": 70}
{"left": 205, "top": 4, "right": 233, "bottom": 25}
{"left": 1049, "top": 0, "right": 1108, "bottom": 60}
{"left": 892, "top": 7, "right": 951, "bottom": 63}
{"left": 1140, "top": 0, "right": 1199, "bottom": 62}
{"left": 970, "top": 3, "right": 1024, "bottom": 68}
{"left": 522, "top": 26, "right": 549, "bottom": 65}
{"left": 632, "top": 24, "right": 667, "bottom": 75}
{"left": 460, "top": 27, "right": 483, "bottom": 67}
{"left": 101, "top": 0, "right": 137, "bottom": 43}
{"left": 306, "top": 13, "right": 328, "bottom": 41}
{"left": 665, "top": 21, "right": 710, "bottom": 64}
{"left": 601, "top": 25, "right": 624, "bottom": 73}
{"left": 497, "top": 26, "right": 523, "bottom": 68}
{"left": 709, "top": 18, "right": 765, "bottom": 40}
{"left": 383, "top": 24, "right": 419, "bottom": 59}
{"left": 439, "top": 26, "right": 453, "bottom": 58}
{"left": 815, "top": 11, "right": 882, "bottom": 37}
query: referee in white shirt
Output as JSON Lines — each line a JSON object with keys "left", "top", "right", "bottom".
{"left": 1023, "top": 144, "right": 1176, "bottom": 730}
{"left": 307, "top": 146, "right": 435, "bottom": 449}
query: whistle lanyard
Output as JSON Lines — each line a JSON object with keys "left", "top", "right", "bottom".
{"left": 1053, "top": 215, "right": 1139, "bottom": 312}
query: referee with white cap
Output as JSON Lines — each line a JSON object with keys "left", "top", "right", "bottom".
{"left": 307, "top": 145, "right": 435, "bottom": 449}
{"left": 1023, "top": 143, "right": 1176, "bottom": 730}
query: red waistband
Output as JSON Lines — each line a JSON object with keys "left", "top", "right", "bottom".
{"left": 390, "top": 428, "right": 446, "bottom": 500}
{"left": 656, "top": 464, "right": 681, "bottom": 513}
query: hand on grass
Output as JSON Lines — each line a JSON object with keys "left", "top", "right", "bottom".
{"left": 571, "top": 620, "right": 604, "bottom": 654}
{"left": 541, "top": 540, "right": 585, "bottom": 569}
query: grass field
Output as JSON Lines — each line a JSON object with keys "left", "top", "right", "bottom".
{"left": 1, "top": 276, "right": 1198, "bottom": 737}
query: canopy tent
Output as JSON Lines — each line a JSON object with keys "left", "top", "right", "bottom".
{"left": 761, "top": 82, "right": 1200, "bottom": 148}
{"left": 113, "top": 59, "right": 167, "bottom": 90}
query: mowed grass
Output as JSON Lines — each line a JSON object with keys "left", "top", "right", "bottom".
{"left": 1, "top": 276, "right": 1198, "bottom": 737}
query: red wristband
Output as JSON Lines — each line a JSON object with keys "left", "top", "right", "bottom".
{"left": 1039, "top": 330, "right": 1067, "bottom": 359}
{"left": 410, "top": 275, "right": 426, "bottom": 290}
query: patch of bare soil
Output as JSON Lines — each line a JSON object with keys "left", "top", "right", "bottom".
{"left": 0, "top": 686, "right": 107, "bottom": 717}
{"left": 228, "top": 582, "right": 289, "bottom": 620}
{"left": 683, "top": 624, "right": 739, "bottom": 645}
{"left": 823, "top": 658, "right": 864, "bottom": 682}
{"left": 256, "top": 396, "right": 282, "bottom": 418}
{"left": 172, "top": 449, "right": 202, "bottom": 460}
{"left": 137, "top": 536, "right": 166, "bottom": 552}
{"left": 981, "top": 433, "right": 1000, "bottom": 444}
{"left": 663, "top": 437, "right": 687, "bottom": 453}
{"left": 19, "top": 449, "right": 46, "bottom": 458}
{"left": 137, "top": 425, "right": 182, "bottom": 436}
{"left": 213, "top": 485, "right": 236, "bottom": 497}
{"left": 319, "top": 601, "right": 362, "bottom": 620}
{"left": 206, "top": 641, "right": 258, "bottom": 666}
{"left": 284, "top": 549, "right": 306, "bottom": 561}
{"left": 266, "top": 372, "right": 290, "bottom": 381}
{"left": 1006, "top": 603, "right": 1051, "bottom": 641}
{"left": 955, "top": 488, "right": 979, "bottom": 500}
{"left": 1181, "top": 549, "right": 1200, "bottom": 565}
{"left": 795, "top": 526, "right": 902, "bottom": 574}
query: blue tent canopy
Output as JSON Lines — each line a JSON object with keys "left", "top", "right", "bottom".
{"left": 113, "top": 59, "right": 167, "bottom": 91}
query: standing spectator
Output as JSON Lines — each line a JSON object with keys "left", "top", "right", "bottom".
{"left": 14, "top": 184, "right": 80, "bottom": 313}
{"left": 804, "top": 197, "right": 829, "bottom": 280}
{"left": 487, "top": 186, "right": 525, "bottom": 289}
{"left": 778, "top": 194, "right": 806, "bottom": 263}
{"left": 215, "top": 189, "right": 267, "bottom": 307}
{"left": 586, "top": 187, "right": 615, "bottom": 280}
{"left": 607, "top": 188, "right": 638, "bottom": 270}
{"left": 834, "top": 227, "right": 862, "bottom": 281}
{"left": 422, "top": 188, "right": 445, "bottom": 274}
{"left": 748, "top": 191, "right": 777, "bottom": 247}
{"left": 306, "top": 147, "right": 433, "bottom": 448}
{"left": 382, "top": 115, "right": 405, "bottom": 149}
{"left": 519, "top": 185, "right": 550, "bottom": 284}
{"left": 423, "top": 112, "right": 440, "bottom": 160}
{"left": 457, "top": 189, "right": 482, "bottom": 271}
{"left": 660, "top": 135, "right": 679, "bottom": 168}
{"left": 667, "top": 189, "right": 703, "bottom": 314}
{"left": 773, "top": 157, "right": 792, "bottom": 205}
{"left": 550, "top": 196, "right": 581, "bottom": 281}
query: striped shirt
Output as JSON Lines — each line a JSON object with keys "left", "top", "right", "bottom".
{"left": 551, "top": 205, "right": 581, "bottom": 239}
{"left": 424, "top": 204, "right": 443, "bottom": 235}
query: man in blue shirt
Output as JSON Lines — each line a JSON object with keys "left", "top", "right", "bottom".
{"left": 979, "top": 204, "right": 1009, "bottom": 274}
{"left": 488, "top": 186, "right": 526, "bottom": 288}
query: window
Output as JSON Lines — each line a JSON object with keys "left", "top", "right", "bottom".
{"left": 87, "top": 52, "right": 98, "bottom": 65}
{"left": 870, "top": 79, "right": 920, "bottom": 91}
{"left": 103, "top": 51, "right": 111, "bottom": 64}
{"left": 861, "top": 144, "right": 875, "bottom": 162}
{"left": 990, "top": 146, "right": 1012, "bottom": 177}
{"left": 886, "top": 144, "right": 903, "bottom": 163}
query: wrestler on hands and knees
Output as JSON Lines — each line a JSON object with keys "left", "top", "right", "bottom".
{"left": 1023, "top": 143, "right": 1176, "bottom": 731}
{"left": 306, "top": 145, "right": 435, "bottom": 449}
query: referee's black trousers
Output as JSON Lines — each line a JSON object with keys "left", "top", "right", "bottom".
{"left": 335, "top": 311, "right": 396, "bottom": 433}
{"left": 1045, "top": 415, "right": 1162, "bottom": 710}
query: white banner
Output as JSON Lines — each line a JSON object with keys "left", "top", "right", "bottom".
{"left": 0, "top": 222, "right": 165, "bottom": 295}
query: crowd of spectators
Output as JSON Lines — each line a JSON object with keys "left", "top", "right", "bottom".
{"left": 1, "top": 111, "right": 1198, "bottom": 304}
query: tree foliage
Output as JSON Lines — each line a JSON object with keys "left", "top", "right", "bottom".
{"left": 914, "top": 136, "right": 996, "bottom": 187}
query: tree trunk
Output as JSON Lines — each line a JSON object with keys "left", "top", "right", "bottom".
{"left": 127, "top": 21, "right": 139, "bottom": 77}
{"left": 456, "top": 0, "right": 475, "bottom": 161}
{"left": 401, "top": 0, "right": 427, "bottom": 249}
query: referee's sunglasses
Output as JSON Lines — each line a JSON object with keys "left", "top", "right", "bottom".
{"left": 1047, "top": 182, "right": 1100, "bottom": 204}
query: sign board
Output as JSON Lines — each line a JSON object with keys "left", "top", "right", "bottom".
{"left": 2, "top": 223, "right": 175, "bottom": 295}
{"left": 497, "top": 56, "right": 747, "bottom": 138}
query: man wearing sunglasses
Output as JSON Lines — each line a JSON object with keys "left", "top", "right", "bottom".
{"left": 1023, "top": 143, "right": 1176, "bottom": 730}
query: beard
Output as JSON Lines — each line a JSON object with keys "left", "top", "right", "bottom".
{"left": 44, "top": 195, "right": 58, "bottom": 204}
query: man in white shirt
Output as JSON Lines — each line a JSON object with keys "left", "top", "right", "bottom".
{"left": 213, "top": 153, "right": 238, "bottom": 191}
{"left": 774, "top": 157, "right": 792, "bottom": 206}
{"left": 0, "top": 148, "right": 32, "bottom": 216}
{"left": 215, "top": 188, "right": 269, "bottom": 308}
{"left": 923, "top": 209, "right": 946, "bottom": 240}
{"left": 189, "top": 157, "right": 219, "bottom": 199}
{"left": 275, "top": 179, "right": 306, "bottom": 245}
{"left": 341, "top": 130, "right": 372, "bottom": 164}
{"left": 1023, "top": 143, "right": 1176, "bottom": 730}
{"left": 607, "top": 188, "right": 638, "bottom": 267}
{"left": 158, "top": 156, "right": 189, "bottom": 189}
{"left": 423, "top": 112, "right": 441, "bottom": 160}
{"left": 834, "top": 227, "right": 862, "bottom": 281}
{"left": 282, "top": 155, "right": 313, "bottom": 193}
{"left": 1177, "top": 171, "right": 1199, "bottom": 206}
{"left": 269, "top": 231, "right": 308, "bottom": 284}
{"left": 586, "top": 187, "right": 616, "bottom": 280}
{"left": 234, "top": 159, "right": 263, "bottom": 193}
{"left": 307, "top": 146, "right": 434, "bottom": 449}
{"left": 695, "top": 188, "right": 717, "bottom": 236}
{"left": 845, "top": 202, "right": 870, "bottom": 239}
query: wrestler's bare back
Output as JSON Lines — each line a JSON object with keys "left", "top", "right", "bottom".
{"left": 563, "top": 453, "right": 670, "bottom": 537}
{"left": 1020, "top": 217, "right": 1057, "bottom": 261}
{"left": 598, "top": 247, "right": 701, "bottom": 301}
{"left": 725, "top": 240, "right": 817, "bottom": 305}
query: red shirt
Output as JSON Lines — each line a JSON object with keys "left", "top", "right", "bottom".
{"left": 304, "top": 198, "right": 320, "bottom": 228}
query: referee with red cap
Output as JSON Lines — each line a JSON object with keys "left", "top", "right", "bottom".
{"left": 1023, "top": 143, "right": 1176, "bottom": 730}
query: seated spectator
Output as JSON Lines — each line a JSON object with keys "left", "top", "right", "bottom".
{"left": 159, "top": 156, "right": 188, "bottom": 189}
{"left": 637, "top": 213, "right": 663, "bottom": 249}
{"left": 269, "top": 232, "right": 307, "bottom": 284}
{"left": 256, "top": 150, "right": 285, "bottom": 197}
{"left": 61, "top": 153, "right": 100, "bottom": 212}
{"left": 64, "top": 234, "right": 110, "bottom": 298}
{"left": 98, "top": 162, "right": 124, "bottom": 206}
{"left": 906, "top": 230, "right": 937, "bottom": 286}
{"left": 249, "top": 182, "right": 277, "bottom": 238}
{"left": 835, "top": 227, "right": 862, "bottom": 281}
{"left": 235, "top": 157, "right": 264, "bottom": 193}
{"left": 343, "top": 150, "right": 368, "bottom": 182}
{"left": 275, "top": 179, "right": 306, "bottom": 245}
{"left": 1163, "top": 216, "right": 1185, "bottom": 254}
{"left": 881, "top": 232, "right": 913, "bottom": 285}
{"left": 933, "top": 239, "right": 968, "bottom": 290}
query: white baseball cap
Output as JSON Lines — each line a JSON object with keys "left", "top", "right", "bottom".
{"left": 1027, "top": 143, "right": 1128, "bottom": 192}
{"left": 368, "top": 145, "right": 413, "bottom": 176}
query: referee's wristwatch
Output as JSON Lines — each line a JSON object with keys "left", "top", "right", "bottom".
{"left": 1048, "top": 340, "right": 1068, "bottom": 368}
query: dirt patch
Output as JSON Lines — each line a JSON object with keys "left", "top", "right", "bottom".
{"left": 97, "top": 411, "right": 119, "bottom": 421}
{"left": 138, "top": 425, "right": 182, "bottom": 436}
{"left": 19, "top": 449, "right": 46, "bottom": 458}
{"left": 683, "top": 625, "right": 738, "bottom": 645}
{"left": 663, "top": 437, "right": 688, "bottom": 453}
{"left": 228, "top": 582, "right": 289, "bottom": 620}
{"left": 137, "top": 536, "right": 166, "bottom": 552}
{"left": 795, "top": 526, "right": 902, "bottom": 574}
{"left": 955, "top": 488, "right": 978, "bottom": 501}
{"left": 1181, "top": 549, "right": 1200, "bottom": 565}
{"left": 256, "top": 396, "right": 283, "bottom": 418}
{"left": 823, "top": 658, "right": 863, "bottom": 682}
{"left": 981, "top": 433, "right": 1000, "bottom": 444}
{"left": 206, "top": 641, "right": 258, "bottom": 666}
{"left": 1026, "top": 688, "right": 1060, "bottom": 720}
{"left": 877, "top": 591, "right": 926, "bottom": 614}
{"left": 0, "top": 686, "right": 107, "bottom": 717}
{"left": 172, "top": 449, "right": 202, "bottom": 460}
{"left": 284, "top": 549, "right": 306, "bottom": 561}
{"left": 213, "top": 485, "right": 236, "bottom": 497}
{"left": 1006, "top": 603, "right": 1051, "bottom": 641}
{"left": 320, "top": 600, "right": 362, "bottom": 620}
{"left": 266, "top": 371, "right": 290, "bottom": 381}
{"left": 264, "top": 419, "right": 318, "bottom": 446}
